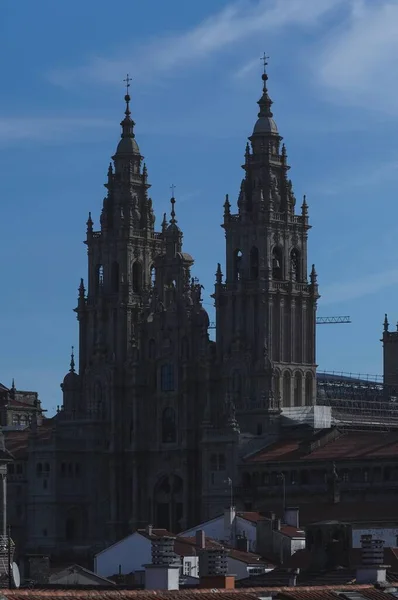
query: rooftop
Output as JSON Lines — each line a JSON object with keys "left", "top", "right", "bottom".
{"left": 247, "top": 430, "right": 398, "bottom": 463}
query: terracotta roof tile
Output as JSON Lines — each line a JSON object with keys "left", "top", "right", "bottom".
{"left": 3, "top": 585, "right": 390, "bottom": 600}
{"left": 280, "top": 526, "right": 305, "bottom": 538}
{"left": 249, "top": 431, "right": 398, "bottom": 463}
{"left": 238, "top": 512, "right": 268, "bottom": 524}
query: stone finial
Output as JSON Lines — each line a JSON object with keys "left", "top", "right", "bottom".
{"left": 223, "top": 194, "right": 230, "bottom": 217}
{"left": 301, "top": 194, "right": 308, "bottom": 216}
{"left": 70, "top": 346, "right": 75, "bottom": 373}
{"left": 86, "top": 212, "right": 93, "bottom": 234}
{"left": 384, "top": 313, "right": 389, "bottom": 333}
{"left": 310, "top": 264, "right": 317, "bottom": 285}
{"left": 216, "top": 263, "right": 223, "bottom": 285}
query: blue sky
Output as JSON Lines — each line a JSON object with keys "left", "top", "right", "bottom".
{"left": 1, "top": 0, "right": 398, "bottom": 414}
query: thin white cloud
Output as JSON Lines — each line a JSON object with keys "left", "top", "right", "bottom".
{"left": 48, "top": 0, "right": 345, "bottom": 88}
{"left": 316, "top": 0, "right": 398, "bottom": 113}
{"left": 309, "top": 158, "right": 398, "bottom": 196}
{"left": 321, "top": 268, "right": 398, "bottom": 305}
{"left": 0, "top": 117, "right": 113, "bottom": 144}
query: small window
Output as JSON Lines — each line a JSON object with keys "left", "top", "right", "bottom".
{"left": 16, "top": 464, "right": 22, "bottom": 475}
{"left": 162, "top": 407, "right": 177, "bottom": 444}
{"left": 160, "top": 364, "right": 175, "bottom": 392}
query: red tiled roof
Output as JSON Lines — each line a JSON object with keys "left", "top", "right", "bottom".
{"left": 3, "top": 585, "right": 392, "bottom": 600}
{"left": 280, "top": 525, "right": 305, "bottom": 538}
{"left": 238, "top": 511, "right": 268, "bottom": 524}
{"left": 137, "top": 529, "right": 174, "bottom": 540}
{"left": 249, "top": 431, "right": 398, "bottom": 463}
{"left": 228, "top": 547, "right": 271, "bottom": 565}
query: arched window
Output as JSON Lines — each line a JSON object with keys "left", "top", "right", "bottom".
{"left": 233, "top": 250, "right": 243, "bottom": 281}
{"left": 111, "top": 261, "right": 119, "bottom": 293}
{"left": 272, "top": 247, "right": 283, "bottom": 280}
{"left": 294, "top": 372, "right": 302, "bottom": 407}
{"left": 283, "top": 372, "right": 291, "bottom": 406}
{"left": 65, "top": 518, "right": 75, "bottom": 541}
{"left": 160, "top": 364, "right": 175, "bottom": 392}
{"left": 132, "top": 262, "right": 142, "bottom": 293}
{"left": 95, "top": 265, "right": 104, "bottom": 294}
{"left": 305, "top": 373, "right": 313, "bottom": 406}
{"left": 290, "top": 248, "right": 300, "bottom": 282}
{"left": 148, "top": 339, "right": 156, "bottom": 360}
{"left": 250, "top": 246, "right": 259, "bottom": 280}
{"left": 150, "top": 265, "right": 156, "bottom": 286}
{"left": 162, "top": 407, "right": 177, "bottom": 443}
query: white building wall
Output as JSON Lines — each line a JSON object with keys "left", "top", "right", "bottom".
{"left": 94, "top": 532, "right": 151, "bottom": 577}
{"left": 182, "top": 556, "right": 199, "bottom": 578}
{"left": 352, "top": 527, "right": 398, "bottom": 548}
{"left": 180, "top": 516, "right": 257, "bottom": 552}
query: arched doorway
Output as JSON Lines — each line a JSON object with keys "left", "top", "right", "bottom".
{"left": 154, "top": 475, "right": 183, "bottom": 533}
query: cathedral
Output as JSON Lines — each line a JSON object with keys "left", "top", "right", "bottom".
{"left": 5, "top": 66, "right": 320, "bottom": 559}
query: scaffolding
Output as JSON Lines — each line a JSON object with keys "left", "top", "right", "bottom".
{"left": 316, "top": 371, "right": 398, "bottom": 431}
{"left": 0, "top": 535, "right": 15, "bottom": 587}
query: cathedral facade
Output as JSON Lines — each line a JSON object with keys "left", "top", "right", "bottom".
{"left": 6, "top": 68, "right": 319, "bottom": 558}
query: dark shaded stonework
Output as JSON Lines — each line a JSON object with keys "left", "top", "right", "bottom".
{"left": 5, "top": 69, "right": 321, "bottom": 559}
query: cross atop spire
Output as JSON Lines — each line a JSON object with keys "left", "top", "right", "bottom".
{"left": 123, "top": 74, "right": 132, "bottom": 117}
{"left": 123, "top": 74, "right": 131, "bottom": 94}
{"left": 261, "top": 52, "right": 269, "bottom": 74}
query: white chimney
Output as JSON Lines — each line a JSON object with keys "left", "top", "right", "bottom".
{"left": 224, "top": 506, "right": 236, "bottom": 541}
{"left": 288, "top": 568, "right": 300, "bottom": 587}
{"left": 356, "top": 535, "right": 388, "bottom": 584}
{"left": 196, "top": 530, "right": 206, "bottom": 549}
{"left": 284, "top": 507, "right": 299, "bottom": 529}
{"left": 145, "top": 537, "right": 180, "bottom": 591}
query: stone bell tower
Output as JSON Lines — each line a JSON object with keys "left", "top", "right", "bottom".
{"left": 214, "top": 62, "right": 319, "bottom": 434}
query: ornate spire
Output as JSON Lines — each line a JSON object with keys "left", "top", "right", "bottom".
{"left": 223, "top": 193, "right": 231, "bottom": 217}
{"left": 301, "top": 194, "right": 308, "bottom": 217}
{"left": 216, "top": 263, "right": 223, "bottom": 285}
{"left": 169, "top": 185, "right": 177, "bottom": 225}
{"left": 258, "top": 53, "right": 273, "bottom": 118}
{"left": 310, "top": 264, "right": 318, "bottom": 285}
{"left": 70, "top": 346, "right": 75, "bottom": 373}
{"left": 86, "top": 212, "right": 93, "bottom": 234}
{"left": 120, "top": 74, "right": 135, "bottom": 139}
{"left": 384, "top": 313, "right": 389, "bottom": 333}
{"left": 162, "top": 212, "right": 168, "bottom": 233}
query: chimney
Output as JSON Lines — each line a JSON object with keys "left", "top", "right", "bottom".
{"left": 199, "top": 548, "right": 235, "bottom": 590}
{"left": 288, "top": 568, "right": 300, "bottom": 587}
{"left": 356, "top": 535, "right": 389, "bottom": 584}
{"left": 236, "top": 533, "right": 250, "bottom": 553}
{"left": 145, "top": 537, "right": 180, "bottom": 590}
{"left": 146, "top": 524, "right": 153, "bottom": 537}
{"left": 196, "top": 530, "right": 206, "bottom": 550}
{"left": 224, "top": 506, "right": 236, "bottom": 541}
{"left": 284, "top": 507, "right": 299, "bottom": 529}
{"left": 273, "top": 518, "right": 281, "bottom": 531}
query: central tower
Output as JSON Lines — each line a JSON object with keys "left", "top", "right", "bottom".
{"left": 214, "top": 65, "right": 319, "bottom": 433}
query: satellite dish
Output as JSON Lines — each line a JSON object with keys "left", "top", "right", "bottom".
{"left": 11, "top": 562, "right": 20, "bottom": 588}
